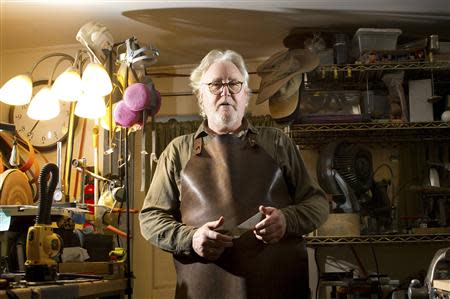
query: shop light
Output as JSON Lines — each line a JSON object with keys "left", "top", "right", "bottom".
{"left": 27, "top": 86, "right": 60, "bottom": 120}
{"left": 81, "top": 62, "right": 112, "bottom": 97}
{"left": 52, "top": 66, "right": 82, "bottom": 102}
{"left": 74, "top": 92, "right": 106, "bottom": 119}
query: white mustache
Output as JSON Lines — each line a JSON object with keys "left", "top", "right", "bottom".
{"left": 217, "top": 99, "right": 235, "bottom": 109}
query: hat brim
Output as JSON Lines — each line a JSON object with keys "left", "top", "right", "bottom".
{"left": 268, "top": 75, "right": 302, "bottom": 120}
{"left": 269, "top": 89, "right": 299, "bottom": 120}
{"left": 256, "top": 49, "right": 319, "bottom": 104}
{"left": 257, "top": 75, "right": 294, "bottom": 104}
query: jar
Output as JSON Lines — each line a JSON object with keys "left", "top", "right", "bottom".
{"left": 333, "top": 33, "right": 348, "bottom": 65}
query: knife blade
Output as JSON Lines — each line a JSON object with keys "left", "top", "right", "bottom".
{"left": 227, "top": 212, "right": 263, "bottom": 239}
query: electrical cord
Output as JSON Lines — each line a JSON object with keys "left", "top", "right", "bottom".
{"left": 315, "top": 247, "right": 321, "bottom": 299}
{"left": 370, "top": 245, "right": 383, "bottom": 299}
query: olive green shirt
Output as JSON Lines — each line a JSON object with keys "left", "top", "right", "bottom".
{"left": 139, "top": 119, "right": 329, "bottom": 255}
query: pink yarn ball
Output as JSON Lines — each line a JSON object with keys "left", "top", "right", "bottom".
{"left": 113, "top": 100, "right": 142, "bottom": 128}
{"left": 123, "top": 83, "right": 151, "bottom": 111}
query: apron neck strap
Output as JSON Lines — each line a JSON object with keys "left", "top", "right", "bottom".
{"left": 247, "top": 132, "right": 257, "bottom": 148}
{"left": 193, "top": 137, "right": 203, "bottom": 156}
{"left": 193, "top": 130, "right": 257, "bottom": 156}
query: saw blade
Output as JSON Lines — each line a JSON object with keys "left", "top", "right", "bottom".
{"left": 227, "top": 212, "right": 263, "bottom": 239}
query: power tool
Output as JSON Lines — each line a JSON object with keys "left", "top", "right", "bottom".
{"left": 25, "top": 163, "right": 62, "bottom": 282}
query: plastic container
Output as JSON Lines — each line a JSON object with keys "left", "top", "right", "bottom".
{"left": 351, "top": 28, "right": 402, "bottom": 58}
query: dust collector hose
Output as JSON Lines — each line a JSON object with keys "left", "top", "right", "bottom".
{"left": 36, "top": 163, "right": 59, "bottom": 225}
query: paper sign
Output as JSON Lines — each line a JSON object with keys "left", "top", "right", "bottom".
{"left": 0, "top": 210, "right": 11, "bottom": 231}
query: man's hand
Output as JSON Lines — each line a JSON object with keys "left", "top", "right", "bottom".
{"left": 192, "top": 216, "right": 233, "bottom": 261}
{"left": 254, "top": 205, "right": 286, "bottom": 244}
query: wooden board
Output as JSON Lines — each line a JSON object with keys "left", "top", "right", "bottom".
{"left": 434, "top": 280, "right": 450, "bottom": 292}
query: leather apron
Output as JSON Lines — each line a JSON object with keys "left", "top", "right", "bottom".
{"left": 175, "top": 133, "right": 309, "bottom": 299}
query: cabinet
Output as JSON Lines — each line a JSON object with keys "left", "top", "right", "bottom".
{"left": 290, "top": 61, "right": 450, "bottom": 299}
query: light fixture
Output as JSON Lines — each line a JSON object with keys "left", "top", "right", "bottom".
{"left": 0, "top": 74, "right": 33, "bottom": 105}
{"left": 52, "top": 66, "right": 82, "bottom": 102}
{"left": 81, "top": 62, "right": 112, "bottom": 97}
{"left": 74, "top": 92, "right": 106, "bottom": 119}
{"left": 0, "top": 53, "right": 74, "bottom": 106}
{"left": 27, "top": 86, "right": 60, "bottom": 120}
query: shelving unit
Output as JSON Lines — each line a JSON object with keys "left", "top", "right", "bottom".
{"left": 316, "top": 61, "right": 450, "bottom": 73}
{"left": 290, "top": 60, "right": 450, "bottom": 149}
{"left": 295, "top": 60, "right": 450, "bottom": 249}
{"left": 305, "top": 233, "right": 450, "bottom": 247}
{"left": 289, "top": 121, "right": 450, "bottom": 149}
{"left": 291, "top": 41, "right": 450, "bottom": 299}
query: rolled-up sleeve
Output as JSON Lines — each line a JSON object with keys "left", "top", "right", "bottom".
{"left": 139, "top": 138, "right": 196, "bottom": 256}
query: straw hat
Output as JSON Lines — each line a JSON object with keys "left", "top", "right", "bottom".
{"left": 256, "top": 49, "right": 319, "bottom": 122}
{"left": 256, "top": 49, "right": 319, "bottom": 104}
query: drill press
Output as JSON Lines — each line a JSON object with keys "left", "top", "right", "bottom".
{"left": 25, "top": 163, "right": 62, "bottom": 282}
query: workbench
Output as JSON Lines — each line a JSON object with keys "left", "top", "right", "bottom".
{"left": 0, "top": 278, "right": 126, "bottom": 299}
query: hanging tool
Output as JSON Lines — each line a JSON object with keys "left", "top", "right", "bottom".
{"left": 25, "top": 163, "right": 62, "bottom": 282}
{"left": 64, "top": 102, "right": 77, "bottom": 202}
{"left": 53, "top": 142, "right": 64, "bottom": 202}
{"left": 99, "top": 204, "right": 138, "bottom": 238}
{"left": 9, "top": 137, "right": 20, "bottom": 167}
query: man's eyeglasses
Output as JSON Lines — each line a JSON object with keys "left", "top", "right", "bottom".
{"left": 203, "top": 81, "right": 243, "bottom": 95}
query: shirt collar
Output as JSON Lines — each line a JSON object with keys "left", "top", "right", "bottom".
{"left": 194, "top": 117, "right": 259, "bottom": 139}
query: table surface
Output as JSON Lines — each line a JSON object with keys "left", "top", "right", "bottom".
{"left": 0, "top": 278, "right": 127, "bottom": 299}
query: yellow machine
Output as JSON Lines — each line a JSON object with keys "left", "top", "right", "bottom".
{"left": 25, "top": 163, "right": 62, "bottom": 282}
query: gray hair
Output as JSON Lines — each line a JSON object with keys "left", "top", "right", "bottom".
{"left": 190, "top": 50, "right": 251, "bottom": 115}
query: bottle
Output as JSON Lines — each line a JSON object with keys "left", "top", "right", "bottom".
{"left": 84, "top": 183, "right": 95, "bottom": 214}
{"left": 334, "top": 33, "right": 348, "bottom": 65}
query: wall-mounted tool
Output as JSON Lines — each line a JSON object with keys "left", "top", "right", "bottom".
{"left": 9, "top": 137, "right": 20, "bottom": 167}
{"left": 24, "top": 163, "right": 62, "bottom": 282}
{"left": 72, "top": 158, "right": 87, "bottom": 207}
{"left": 53, "top": 142, "right": 64, "bottom": 202}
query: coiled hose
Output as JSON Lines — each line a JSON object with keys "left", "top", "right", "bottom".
{"left": 36, "top": 163, "right": 59, "bottom": 225}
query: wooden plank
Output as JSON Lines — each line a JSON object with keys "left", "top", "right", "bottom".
{"left": 0, "top": 288, "right": 32, "bottom": 299}
{"left": 1, "top": 279, "right": 126, "bottom": 299}
{"left": 77, "top": 279, "right": 127, "bottom": 297}
{"left": 434, "top": 279, "right": 450, "bottom": 292}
